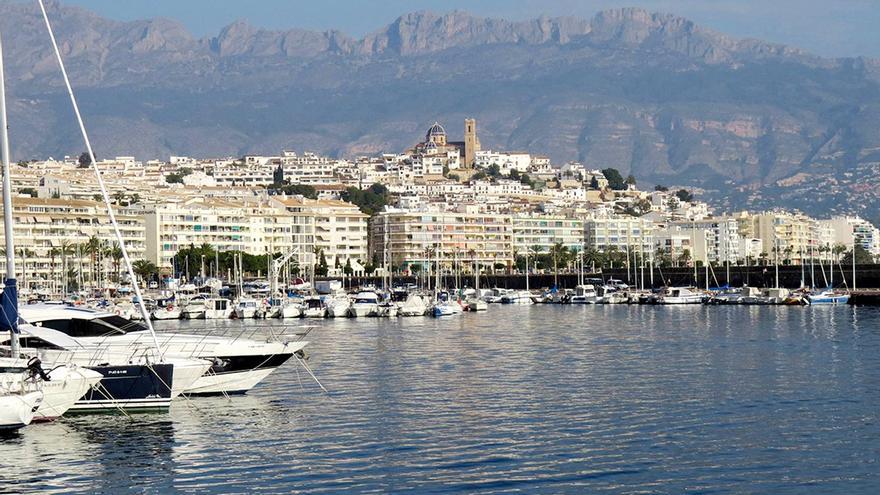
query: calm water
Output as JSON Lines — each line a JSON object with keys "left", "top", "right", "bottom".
{"left": 2, "top": 305, "right": 880, "bottom": 494}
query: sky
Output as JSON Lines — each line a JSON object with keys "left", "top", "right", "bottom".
{"left": 60, "top": 0, "right": 880, "bottom": 58}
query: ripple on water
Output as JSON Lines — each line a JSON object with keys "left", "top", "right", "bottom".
{"left": 2, "top": 305, "right": 880, "bottom": 494}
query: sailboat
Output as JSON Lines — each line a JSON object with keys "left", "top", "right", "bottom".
{"left": 0, "top": 33, "right": 43, "bottom": 430}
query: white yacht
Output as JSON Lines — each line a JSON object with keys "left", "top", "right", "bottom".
{"left": 657, "top": 287, "right": 704, "bottom": 304}
{"left": 234, "top": 298, "right": 262, "bottom": 319}
{"left": 500, "top": 290, "right": 532, "bottom": 304}
{"left": 19, "top": 304, "right": 306, "bottom": 396}
{"left": 350, "top": 291, "right": 380, "bottom": 317}
{"left": 325, "top": 294, "right": 351, "bottom": 318}
{"left": 302, "top": 297, "right": 327, "bottom": 318}
{"left": 0, "top": 357, "right": 102, "bottom": 421}
{"left": 151, "top": 303, "right": 182, "bottom": 320}
{"left": 204, "top": 297, "right": 234, "bottom": 319}
{"left": 181, "top": 297, "right": 207, "bottom": 319}
{"left": 0, "top": 373, "right": 41, "bottom": 431}
{"left": 398, "top": 294, "right": 428, "bottom": 316}
{"left": 570, "top": 285, "right": 598, "bottom": 304}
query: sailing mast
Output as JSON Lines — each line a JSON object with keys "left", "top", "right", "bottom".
{"left": 0, "top": 32, "right": 20, "bottom": 358}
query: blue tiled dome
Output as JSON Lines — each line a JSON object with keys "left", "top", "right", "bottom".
{"left": 426, "top": 122, "right": 446, "bottom": 140}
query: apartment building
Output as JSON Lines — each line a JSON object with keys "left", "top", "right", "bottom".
{"left": 583, "top": 216, "right": 654, "bottom": 256}
{"left": 271, "top": 197, "right": 369, "bottom": 274}
{"left": 142, "top": 198, "right": 311, "bottom": 272}
{"left": 512, "top": 215, "right": 585, "bottom": 255}
{"left": 2, "top": 198, "right": 145, "bottom": 291}
{"left": 370, "top": 207, "right": 514, "bottom": 272}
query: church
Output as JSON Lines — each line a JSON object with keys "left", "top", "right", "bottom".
{"left": 408, "top": 119, "right": 481, "bottom": 174}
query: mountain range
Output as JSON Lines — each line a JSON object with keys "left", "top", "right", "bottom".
{"left": 3, "top": 1, "right": 880, "bottom": 218}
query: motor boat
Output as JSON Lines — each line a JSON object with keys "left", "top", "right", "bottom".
{"left": 377, "top": 301, "right": 398, "bottom": 317}
{"left": 4, "top": 324, "right": 177, "bottom": 412}
{"left": 0, "top": 357, "right": 102, "bottom": 421}
{"left": 398, "top": 294, "right": 428, "bottom": 316}
{"left": 19, "top": 304, "right": 306, "bottom": 396}
{"left": 0, "top": 371, "right": 42, "bottom": 431}
{"left": 466, "top": 298, "right": 488, "bottom": 311}
{"left": 570, "top": 285, "right": 598, "bottom": 304}
{"left": 805, "top": 290, "right": 850, "bottom": 305}
{"left": 302, "top": 297, "right": 327, "bottom": 318}
{"left": 432, "top": 301, "right": 463, "bottom": 317}
{"left": 350, "top": 291, "right": 380, "bottom": 317}
{"left": 151, "top": 301, "right": 182, "bottom": 320}
{"left": 325, "top": 294, "right": 351, "bottom": 318}
{"left": 657, "top": 287, "right": 704, "bottom": 304}
{"left": 234, "top": 298, "right": 263, "bottom": 319}
{"left": 181, "top": 297, "right": 207, "bottom": 319}
{"left": 203, "top": 297, "right": 234, "bottom": 319}
{"left": 500, "top": 290, "right": 532, "bottom": 304}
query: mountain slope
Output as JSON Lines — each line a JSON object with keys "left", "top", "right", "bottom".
{"left": 2, "top": 1, "right": 880, "bottom": 217}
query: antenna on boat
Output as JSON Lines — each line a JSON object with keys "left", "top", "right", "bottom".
{"left": 37, "top": 0, "right": 164, "bottom": 360}
{"left": 0, "top": 32, "right": 21, "bottom": 359}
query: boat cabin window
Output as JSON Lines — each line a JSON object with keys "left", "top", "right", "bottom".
{"left": 354, "top": 298, "right": 375, "bottom": 304}
{"left": 1, "top": 336, "right": 65, "bottom": 350}
{"left": 36, "top": 316, "right": 145, "bottom": 338}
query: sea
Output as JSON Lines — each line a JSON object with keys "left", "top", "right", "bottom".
{"left": 1, "top": 304, "right": 879, "bottom": 494}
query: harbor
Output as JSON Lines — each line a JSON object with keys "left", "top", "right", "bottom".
{"left": 2, "top": 305, "right": 879, "bottom": 494}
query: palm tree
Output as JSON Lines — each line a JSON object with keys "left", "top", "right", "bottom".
{"left": 548, "top": 242, "right": 570, "bottom": 287}
{"left": 109, "top": 243, "right": 123, "bottom": 283}
{"left": 132, "top": 259, "right": 158, "bottom": 284}
{"left": 84, "top": 235, "right": 101, "bottom": 285}
{"left": 48, "top": 247, "right": 61, "bottom": 293}
{"left": 527, "top": 245, "right": 543, "bottom": 273}
{"left": 678, "top": 249, "right": 692, "bottom": 267}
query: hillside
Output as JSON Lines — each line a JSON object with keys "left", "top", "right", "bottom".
{"left": 2, "top": 1, "right": 880, "bottom": 217}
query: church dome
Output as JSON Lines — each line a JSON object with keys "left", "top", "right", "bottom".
{"left": 426, "top": 122, "right": 446, "bottom": 141}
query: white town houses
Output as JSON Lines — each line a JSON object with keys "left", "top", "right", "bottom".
{"left": 5, "top": 118, "right": 880, "bottom": 292}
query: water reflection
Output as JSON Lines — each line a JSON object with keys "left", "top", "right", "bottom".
{"left": 2, "top": 305, "right": 879, "bottom": 493}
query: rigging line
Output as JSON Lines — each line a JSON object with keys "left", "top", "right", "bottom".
{"left": 36, "top": 0, "right": 164, "bottom": 361}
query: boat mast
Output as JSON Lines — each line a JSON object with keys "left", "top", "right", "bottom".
{"left": 0, "top": 32, "right": 20, "bottom": 358}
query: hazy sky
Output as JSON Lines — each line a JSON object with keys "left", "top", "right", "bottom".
{"left": 61, "top": 0, "right": 880, "bottom": 58}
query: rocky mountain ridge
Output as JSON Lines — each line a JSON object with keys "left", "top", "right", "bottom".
{"left": 2, "top": 1, "right": 880, "bottom": 218}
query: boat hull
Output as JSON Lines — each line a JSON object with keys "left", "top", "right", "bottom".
{"left": 34, "top": 367, "right": 103, "bottom": 421}
{"left": 69, "top": 363, "right": 174, "bottom": 413}
{"left": 0, "top": 391, "right": 42, "bottom": 430}
{"left": 184, "top": 353, "right": 294, "bottom": 395}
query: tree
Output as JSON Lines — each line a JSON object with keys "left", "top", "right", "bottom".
{"left": 601, "top": 168, "right": 626, "bottom": 190}
{"left": 315, "top": 250, "right": 328, "bottom": 277}
{"left": 509, "top": 169, "right": 521, "bottom": 181}
{"left": 589, "top": 176, "right": 600, "bottom": 190}
{"left": 654, "top": 184, "right": 669, "bottom": 192}
{"left": 842, "top": 245, "right": 874, "bottom": 265}
{"left": 625, "top": 174, "right": 637, "bottom": 187}
{"left": 341, "top": 184, "right": 389, "bottom": 215}
{"left": 343, "top": 258, "right": 353, "bottom": 276}
{"left": 471, "top": 171, "right": 487, "bottom": 181}
{"left": 674, "top": 189, "right": 694, "bottom": 202}
{"left": 271, "top": 182, "right": 318, "bottom": 199}
{"left": 548, "top": 242, "right": 570, "bottom": 286}
{"left": 19, "top": 187, "right": 37, "bottom": 197}
{"left": 678, "top": 249, "right": 692, "bottom": 267}
{"left": 487, "top": 164, "right": 501, "bottom": 177}
{"left": 132, "top": 259, "right": 158, "bottom": 283}
{"left": 447, "top": 173, "right": 460, "bottom": 181}
{"left": 78, "top": 151, "right": 93, "bottom": 168}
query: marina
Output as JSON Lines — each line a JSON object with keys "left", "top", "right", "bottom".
{"left": 1, "top": 304, "right": 878, "bottom": 493}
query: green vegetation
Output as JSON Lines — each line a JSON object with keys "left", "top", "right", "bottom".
{"left": 341, "top": 184, "right": 389, "bottom": 215}
{"left": 173, "top": 243, "right": 286, "bottom": 278}
{"left": 601, "top": 168, "right": 626, "bottom": 190}
{"left": 842, "top": 245, "right": 875, "bottom": 265}
{"left": 675, "top": 189, "right": 694, "bottom": 202}
{"left": 270, "top": 182, "right": 318, "bottom": 199}
{"left": 19, "top": 187, "right": 37, "bottom": 197}
{"left": 77, "top": 151, "right": 93, "bottom": 168}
